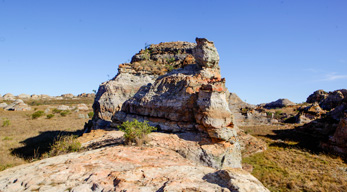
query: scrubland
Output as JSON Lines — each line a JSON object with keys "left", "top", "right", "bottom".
{"left": 242, "top": 125, "right": 347, "bottom": 192}
{"left": 0, "top": 98, "right": 93, "bottom": 171}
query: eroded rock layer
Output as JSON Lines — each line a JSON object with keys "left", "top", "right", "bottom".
{"left": 91, "top": 41, "right": 197, "bottom": 129}
{"left": 112, "top": 38, "right": 235, "bottom": 143}
{"left": 0, "top": 146, "right": 269, "bottom": 192}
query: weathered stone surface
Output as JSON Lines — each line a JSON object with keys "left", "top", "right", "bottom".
{"left": 76, "top": 103, "right": 89, "bottom": 111}
{"left": 262, "top": 98, "right": 295, "bottom": 109}
{"left": 112, "top": 38, "right": 234, "bottom": 142}
{"left": 17, "top": 93, "right": 30, "bottom": 99}
{"left": 306, "top": 89, "right": 328, "bottom": 104}
{"left": 319, "top": 89, "right": 347, "bottom": 110}
{"left": 193, "top": 38, "right": 220, "bottom": 68}
{"left": 40, "top": 94, "right": 51, "bottom": 99}
{"left": 0, "top": 145, "right": 269, "bottom": 192}
{"left": 3, "top": 99, "right": 31, "bottom": 111}
{"left": 56, "top": 105, "right": 72, "bottom": 111}
{"left": 30, "top": 94, "right": 40, "bottom": 100}
{"left": 295, "top": 103, "right": 326, "bottom": 124}
{"left": 90, "top": 41, "right": 197, "bottom": 130}
{"left": 77, "top": 93, "right": 95, "bottom": 98}
{"left": 147, "top": 132, "right": 241, "bottom": 169}
{"left": 0, "top": 102, "right": 8, "bottom": 108}
{"left": 2, "top": 93, "right": 15, "bottom": 101}
{"left": 299, "top": 89, "right": 347, "bottom": 156}
{"left": 61, "top": 93, "right": 74, "bottom": 98}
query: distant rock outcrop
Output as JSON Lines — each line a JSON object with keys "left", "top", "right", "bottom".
{"left": 3, "top": 99, "right": 31, "bottom": 111}
{"left": 298, "top": 89, "right": 347, "bottom": 155}
{"left": 2, "top": 93, "right": 15, "bottom": 101}
{"left": 262, "top": 98, "right": 295, "bottom": 109}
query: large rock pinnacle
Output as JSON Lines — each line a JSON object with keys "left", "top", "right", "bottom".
{"left": 193, "top": 38, "right": 220, "bottom": 68}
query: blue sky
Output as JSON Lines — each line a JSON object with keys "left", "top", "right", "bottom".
{"left": 0, "top": 0, "right": 346, "bottom": 104}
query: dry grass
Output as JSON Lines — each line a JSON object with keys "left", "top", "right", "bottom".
{"left": 0, "top": 99, "right": 93, "bottom": 171}
{"left": 242, "top": 125, "right": 347, "bottom": 192}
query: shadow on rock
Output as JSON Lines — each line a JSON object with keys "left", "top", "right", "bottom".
{"left": 11, "top": 129, "right": 84, "bottom": 160}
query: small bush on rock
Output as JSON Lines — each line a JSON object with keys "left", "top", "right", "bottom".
{"left": 117, "top": 119, "right": 156, "bottom": 145}
{"left": 31, "top": 111, "right": 44, "bottom": 119}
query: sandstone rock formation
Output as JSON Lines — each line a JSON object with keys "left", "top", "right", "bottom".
{"left": 0, "top": 102, "right": 8, "bottom": 108}
{"left": 0, "top": 145, "right": 269, "bottom": 192}
{"left": 112, "top": 38, "right": 234, "bottom": 141}
{"left": 91, "top": 41, "right": 196, "bottom": 129}
{"left": 2, "top": 93, "right": 15, "bottom": 101}
{"left": 77, "top": 93, "right": 95, "bottom": 98}
{"left": 3, "top": 99, "right": 31, "bottom": 111}
{"left": 61, "top": 93, "right": 74, "bottom": 98}
{"left": 17, "top": 93, "right": 30, "bottom": 99}
{"left": 104, "top": 38, "right": 241, "bottom": 169}
{"left": 298, "top": 89, "right": 347, "bottom": 156}
{"left": 76, "top": 103, "right": 89, "bottom": 111}
{"left": 261, "top": 98, "right": 295, "bottom": 109}
{"left": 56, "top": 105, "right": 72, "bottom": 111}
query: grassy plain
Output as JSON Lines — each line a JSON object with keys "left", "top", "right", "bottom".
{"left": 242, "top": 125, "right": 347, "bottom": 192}
{"left": 0, "top": 98, "right": 93, "bottom": 171}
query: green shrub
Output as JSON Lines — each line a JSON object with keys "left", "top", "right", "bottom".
{"left": 31, "top": 111, "right": 45, "bottom": 119}
{"left": 60, "top": 110, "right": 70, "bottom": 117}
{"left": 266, "top": 112, "right": 273, "bottom": 118}
{"left": 274, "top": 110, "right": 283, "bottom": 119}
{"left": 46, "top": 114, "right": 55, "bottom": 119}
{"left": 52, "top": 108, "right": 62, "bottom": 114}
{"left": 166, "top": 57, "right": 176, "bottom": 64}
{"left": 88, "top": 111, "right": 94, "bottom": 118}
{"left": 2, "top": 136, "right": 12, "bottom": 141}
{"left": 47, "top": 135, "right": 81, "bottom": 157}
{"left": 117, "top": 119, "right": 156, "bottom": 145}
{"left": 2, "top": 118, "right": 10, "bottom": 127}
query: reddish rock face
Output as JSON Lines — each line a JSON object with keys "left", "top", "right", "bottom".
{"left": 112, "top": 38, "right": 235, "bottom": 142}
{"left": 0, "top": 145, "right": 269, "bottom": 192}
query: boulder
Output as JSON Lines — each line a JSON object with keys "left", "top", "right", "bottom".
{"left": 4, "top": 99, "right": 31, "bottom": 111}
{"left": 17, "top": 93, "right": 30, "bottom": 99}
{"left": 262, "top": 98, "right": 295, "bottom": 109}
{"left": 0, "top": 102, "right": 8, "bottom": 108}
{"left": 193, "top": 38, "right": 220, "bottom": 68}
{"left": 56, "top": 105, "right": 72, "bottom": 111}
{"left": 77, "top": 93, "right": 95, "bottom": 98}
{"left": 40, "top": 94, "right": 51, "bottom": 99}
{"left": 3, "top": 93, "right": 15, "bottom": 101}
{"left": 0, "top": 145, "right": 269, "bottom": 192}
{"left": 319, "top": 89, "right": 347, "bottom": 110}
{"left": 306, "top": 89, "right": 328, "bottom": 103}
{"left": 295, "top": 103, "right": 326, "bottom": 124}
{"left": 61, "top": 93, "right": 74, "bottom": 98}
{"left": 30, "top": 94, "right": 40, "bottom": 100}
{"left": 76, "top": 103, "right": 89, "bottom": 111}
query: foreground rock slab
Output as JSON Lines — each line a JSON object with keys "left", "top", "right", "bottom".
{"left": 0, "top": 146, "right": 269, "bottom": 192}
